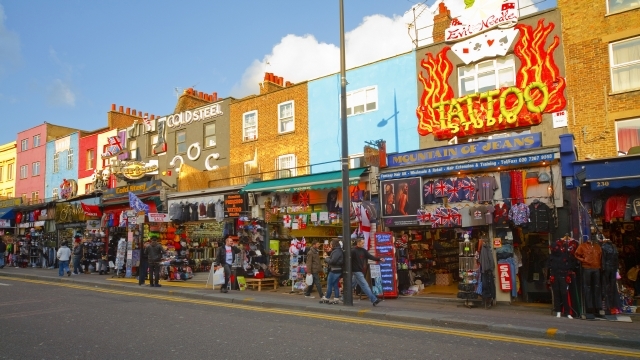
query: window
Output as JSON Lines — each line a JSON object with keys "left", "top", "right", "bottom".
{"left": 204, "top": 123, "right": 217, "bottom": 148}
{"left": 610, "top": 37, "right": 640, "bottom": 92}
{"left": 20, "top": 165, "right": 28, "bottom": 179}
{"left": 53, "top": 153, "right": 59, "bottom": 173}
{"left": 346, "top": 86, "right": 378, "bottom": 116}
{"left": 85, "top": 183, "right": 94, "bottom": 194}
{"left": 458, "top": 55, "right": 516, "bottom": 96}
{"left": 52, "top": 188, "right": 58, "bottom": 199}
{"left": 349, "top": 153, "right": 365, "bottom": 169}
{"left": 149, "top": 133, "right": 158, "bottom": 157}
{"left": 615, "top": 118, "right": 640, "bottom": 155}
{"left": 7, "top": 163, "right": 13, "bottom": 180}
{"left": 242, "top": 111, "right": 258, "bottom": 141}
{"left": 6, "top": 191, "right": 12, "bottom": 198}
{"left": 31, "top": 191, "right": 39, "bottom": 202}
{"left": 129, "top": 140, "right": 137, "bottom": 160}
{"left": 67, "top": 149, "right": 74, "bottom": 169}
{"left": 176, "top": 131, "right": 187, "bottom": 154}
{"left": 20, "top": 139, "right": 28, "bottom": 151}
{"left": 86, "top": 149, "right": 95, "bottom": 170}
{"left": 276, "top": 154, "right": 296, "bottom": 178}
{"left": 32, "top": 161, "right": 40, "bottom": 176}
{"left": 0, "top": 165, "right": 3, "bottom": 182}
{"left": 278, "top": 101, "right": 295, "bottom": 133}
{"left": 33, "top": 134, "right": 40, "bottom": 147}
{"left": 21, "top": 193, "right": 26, "bottom": 201}
{"left": 102, "top": 145, "right": 109, "bottom": 167}
{"left": 607, "top": 0, "right": 640, "bottom": 13}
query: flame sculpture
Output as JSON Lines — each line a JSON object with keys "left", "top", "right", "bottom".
{"left": 416, "top": 19, "right": 567, "bottom": 140}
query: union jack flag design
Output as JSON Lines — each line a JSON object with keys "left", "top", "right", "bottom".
{"left": 457, "top": 177, "right": 477, "bottom": 202}
{"left": 417, "top": 209, "right": 431, "bottom": 223}
{"left": 434, "top": 179, "right": 448, "bottom": 198}
{"left": 433, "top": 207, "right": 450, "bottom": 227}
{"left": 445, "top": 178, "right": 460, "bottom": 203}
{"left": 449, "top": 207, "right": 462, "bottom": 226}
{"left": 423, "top": 180, "right": 437, "bottom": 204}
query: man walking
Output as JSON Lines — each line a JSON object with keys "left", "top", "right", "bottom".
{"left": 351, "top": 238, "right": 385, "bottom": 306}
{"left": 138, "top": 240, "right": 150, "bottom": 285}
{"left": 72, "top": 238, "right": 84, "bottom": 275}
{"left": 304, "top": 240, "right": 324, "bottom": 299}
{"left": 216, "top": 237, "right": 240, "bottom": 293}
{"left": 0, "top": 238, "right": 6, "bottom": 269}
{"left": 56, "top": 241, "right": 71, "bottom": 276}
{"left": 145, "top": 237, "right": 164, "bottom": 287}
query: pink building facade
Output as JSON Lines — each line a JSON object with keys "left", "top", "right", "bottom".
{"left": 16, "top": 124, "right": 47, "bottom": 203}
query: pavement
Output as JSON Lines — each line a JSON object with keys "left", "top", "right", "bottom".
{"left": 2, "top": 266, "right": 640, "bottom": 350}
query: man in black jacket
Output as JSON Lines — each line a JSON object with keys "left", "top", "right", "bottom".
{"left": 351, "top": 238, "right": 385, "bottom": 306}
{"left": 0, "top": 238, "right": 6, "bottom": 269}
{"left": 216, "top": 237, "right": 241, "bottom": 293}
{"left": 145, "top": 237, "right": 164, "bottom": 287}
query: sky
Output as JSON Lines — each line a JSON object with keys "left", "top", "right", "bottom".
{"left": 0, "top": 0, "right": 553, "bottom": 145}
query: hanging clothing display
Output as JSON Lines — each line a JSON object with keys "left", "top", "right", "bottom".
{"left": 528, "top": 200, "right": 552, "bottom": 232}
{"left": 604, "top": 194, "right": 628, "bottom": 222}
{"left": 509, "top": 170, "right": 525, "bottom": 205}
{"left": 508, "top": 203, "right": 530, "bottom": 226}
{"left": 476, "top": 176, "right": 498, "bottom": 203}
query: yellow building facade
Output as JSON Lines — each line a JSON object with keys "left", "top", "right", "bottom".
{"left": 0, "top": 141, "right": 17, "bottom": 199}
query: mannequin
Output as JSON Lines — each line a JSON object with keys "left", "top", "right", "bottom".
{"left": 575, "top": 237, "right": 603, "bottom": 316}
{"left": 600, "top": 238, "right": 621, "bottom": 314}
{"left": 547, "top": 235, "right": 576, "bottom": 318}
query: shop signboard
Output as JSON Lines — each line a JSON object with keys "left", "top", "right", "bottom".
{"left": 380, "top": 177, "right": 421, "bottom": 227}
{"left": 102, "top": 180, "right": 162, "bottom": 201}
{"left": 86, "top": 220, "right": 101, "bottom": 230}
{"left": 498, "top": 263, "right": 512, "bottom": 292}
{"left": 112, "top": 160, "right": 159, "bottom": 180}
{"left": 374, "top": 232, "right": 398, "bottom": 298}
{"left": 380, "top": 152, "right": 555, "bottom": 180}
{"left": 59, "top": 179, "right": 78, "bottom": 200}
{"left": 148, "top": 213, "right": 169, "bottom": 222}
{"left": 0, "top": 197, "right": 22, "bottom": 208}
{"left": 224, "top": 194, "right": 245, "bottom": 218}
{"left": 0, "top": 219, "right": 11, "bottom": 228}
{"left": 387, "top": 133, "right": 541, "bottom": 168}
{"left": 164, "top": 103, "right": 224, "bottom": 129}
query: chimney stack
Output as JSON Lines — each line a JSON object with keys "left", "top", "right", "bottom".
{"left": 111, "top": 104, "right": 116, "bottom": 111}
{"left": 432, "top": 2, "right": 451, "bottom": 43}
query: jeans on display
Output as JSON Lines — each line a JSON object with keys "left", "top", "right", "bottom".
{"left": 352, "top": 271, "right": 377, "bottom": 303}
{"left": 138, "top": 258, "right": 148, "bottom": 285}
{"left": 499, "top": 172, "right": 511, "bottom": 199}
{"left": 551, "top": 271, "right": 570, "bottom": 316}
{"left": 72, "top": 256, "right": 83, "bottom": 274}
{"left": 325, "top": 272, "right": 340, "bottom": 299}
{"left": 58, "top": 260, "right": 69, "bottom": 276}
{"left": 148, "top": 262, "right": 161, "bottom": 286}
{"left": 305, "top": 272, "right": 324, "bottom": 297}
{"left": 602, "top": 268, "right": 621, "bottom": 310}
{"left": 582, "top": 268, "right": 602, "bottom": 311}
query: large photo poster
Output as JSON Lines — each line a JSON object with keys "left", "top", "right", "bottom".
{"left": 381, "top": 177, "right": 421, "bottom": 227}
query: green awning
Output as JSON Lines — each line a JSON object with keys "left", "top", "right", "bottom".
{"left": 240, "top": 168, "right": 367, "bottom": 193}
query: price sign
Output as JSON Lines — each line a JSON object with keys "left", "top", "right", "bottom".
{"left": 374, "top": 232, "right": 398, "bottom": 298}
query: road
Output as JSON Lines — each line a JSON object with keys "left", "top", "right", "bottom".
{"left": 0, "top": 279, "right": 637, "bottom": 359}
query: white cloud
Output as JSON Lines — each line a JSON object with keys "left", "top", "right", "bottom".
{"left": 47, "top": 79, "right": 76, "bottom": 107}
{"left": 230, "top": 0, "right": 544, "bottom": 98}
{"left": 0, "top": 4, "right": 22, "bottom": 74}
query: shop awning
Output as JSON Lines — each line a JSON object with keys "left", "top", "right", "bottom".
{"left": 240, "top": 168, "right": 367, "bottom": 193}
{"left": 576, "top": 154, "right": 640, "bottom": 190}
{"left": 0, "top": 208, "right": 14, "bottom": 219}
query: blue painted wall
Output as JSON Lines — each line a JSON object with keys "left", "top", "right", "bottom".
{"left": 308, "top": 51, "right": 418, "bottom": 173}
{"left": 45, "top": 132, "right": 80, "bottom": 199}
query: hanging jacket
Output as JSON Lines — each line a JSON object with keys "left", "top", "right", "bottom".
{"left": 547, "top": 240, "right": 573, "bottom": 274}
{"left": 479, "top": 242, "right": 494, "bottom": 271}
{"left": 575, "top": 241, "right": 602, "bottom": 269}
{"left": 528, "top": 201, "right": 551, "bottom": 232}
{"left": 601, "top": 241, "right": 619, "bottom": 271}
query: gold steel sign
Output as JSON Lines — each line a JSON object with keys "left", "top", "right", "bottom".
{"left": 113, "top": 161, "right": 159, "bottom": 180}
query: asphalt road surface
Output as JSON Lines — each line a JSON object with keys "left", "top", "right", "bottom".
{"left": 0, "top": 279, "right": 637, "bottom": 360}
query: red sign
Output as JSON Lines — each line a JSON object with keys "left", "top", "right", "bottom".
{"left": 498, "top": 263, "right": 512, "bottom": 292}
{"left": 81, "top": 202, "right": 102, "bottom": 218}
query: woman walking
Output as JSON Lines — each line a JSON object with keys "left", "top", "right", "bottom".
{"left": 321, "top": 239, "right": 343, "bottom": 304}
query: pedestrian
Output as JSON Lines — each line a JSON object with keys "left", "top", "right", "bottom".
{"left": 0, "top": 238, "right": 6, "bottom": 269}
{"left": 215, "top": 237, "right": 240, "bottom": 293}
{"left": 57, "top": 241, "right": 71, "bottom": 277}
{"left": 72, "top": 237, "right": 84, "bottom": 275}
{"left": 351, "top": 237, "right": 385, "bottom": 306}
{"left": 321, "top": 239, "right": 343, "bottom": 304}
{"left": 304, "top": 240, "right": 324, "bottom": 299}
{"left": 145, "top": 236, "right": 164, "bottom": 287}
{"left": 138, "top": 240, "right": 150, "bottom": 285}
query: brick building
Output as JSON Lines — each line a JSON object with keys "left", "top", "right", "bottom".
{"left": 557, "top": 0, "right": 640, "bottom": 159}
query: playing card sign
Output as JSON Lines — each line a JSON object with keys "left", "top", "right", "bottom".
{"left": 416, "top": 20, "right": 566, "bottom": 140}
{"left": 446, "top": 0, "right": 519, "bottom": 42}
{"left": 451, "top": 27, "right": 518, "bottom": 64}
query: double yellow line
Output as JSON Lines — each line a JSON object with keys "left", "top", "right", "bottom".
{"left": 6, "top": 277, "right": 639, "bottom": 358}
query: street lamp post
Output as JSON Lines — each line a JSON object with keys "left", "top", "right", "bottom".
{"left": 339, "top": 0, "right": 353, "bottom": 306}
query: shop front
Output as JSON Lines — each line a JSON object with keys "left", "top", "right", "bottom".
{"left": 240, "top": 168, "right": 369, "bottom": 290}
{"left": 380, "top": 134, "right": 567, "bottom": 306}
{"left": 101, "top": 180, "right": 162, "bottom": 277}
{"left": 562, "top": 134, "right": 640, "bottom": 315}
{"left": 12, "top": 200, "right": 57, "bottom": 268}
{"left": 0, "top": 197, "right": 21, "bottom": 237}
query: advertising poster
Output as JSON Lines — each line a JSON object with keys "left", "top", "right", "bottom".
{"left": 381, "top": 177, "right": 421, "bottom": 227}
{"left": 374, "top": 232, "right": 398, "bottom": 298}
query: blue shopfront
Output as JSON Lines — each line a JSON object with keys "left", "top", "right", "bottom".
{"left": 379, "top": 133, "right": 568, "bottom": 304}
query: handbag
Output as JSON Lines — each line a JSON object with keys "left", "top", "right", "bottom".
{"left": 305, "top": 273, "right": 314, "bottom": 286}
{"left": 213, "top": 267, "right": 225, "bottom": 285}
